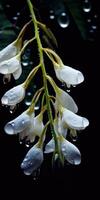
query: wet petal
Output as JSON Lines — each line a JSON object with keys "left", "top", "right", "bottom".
{"left": 13, "top": 67, "right": 22, "bottom": 80}
{"left": 61, "top": 138, "right": 81, "bottom": 165}
{"left": 56, "top": 88, "right": 78, "bottom": 113}
{"left": 62, "top": 109, "right": 89, "bottom": 130}
{"left": 55, "top": 65, "right": 84, "bottom": 85}
{"left": 0, "top": 42, "right": 17, "bottom": 62}
{"left": 0, "top": 56, "right": 21, "bottom": 75}
{"left": 54, "top": 118, "right": 67, "bottom": 138}
{"left": 44, "top": 139, "right": 55, "bottom": 153}
{"left": 21, "top": 146, "right": 43, "bottom": 175}
{"left": 4, "top": 111, "right": 31, "bottom": 135}
{"left": 33, "top": 114, "right": 44, "bottom": 137}
{"left": 1, "top": 84, "right": 25, "bottom": 106}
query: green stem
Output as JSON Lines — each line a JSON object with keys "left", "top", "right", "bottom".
{"left": 27, "top": 0, "right": 59, "bottom": 151}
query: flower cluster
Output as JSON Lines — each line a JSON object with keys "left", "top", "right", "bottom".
{"left": 0, "top": 0, "right": 89, "bottom": 176}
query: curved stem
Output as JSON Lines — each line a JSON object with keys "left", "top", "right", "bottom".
{"left": 27, "top": 0, "right": 59, "bottom": 152}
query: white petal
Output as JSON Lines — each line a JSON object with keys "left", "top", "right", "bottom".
{"left": 1, "top": 84, "right": 25, "bottom": 106}
{"left": 4, "top": 111, "right": 31, "bottom": 135}
{"left": 0, "top": 56, "right": 21, "bottom": 74}
{"left": 21, "top": 146, "right": 43, "bottom": 175}
{"left": 61, "top": 139, "right": 81, "bottom": 165}
{"left": 56, "top": 88, "right": 78, "bottom": 113}
{"left": 0, "top": 42, "right": 17, "bottom": 62}
{"left": 44, "top": 139, "right": 55, "bottom": 153}
{"left": 13, "top": 66, "right": 22, "bottom": 80}
{"left": 54, "top": 118, "right": 67, "bottom": 138}
{"left": 55, "top": 65, "right": 84, "bottom": 85}
{"left": 33, "top": 115, "right": 44, "bottom": 137}
{"left": 62, "top": 109, "right": 89, "bottom": 130}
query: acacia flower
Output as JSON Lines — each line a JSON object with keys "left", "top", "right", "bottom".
{"left": 56, "top": 87, "right": 78, "bottom": 113}
{"left": 4, "top": 110, "right": 34, "bottom": 135}
{"left": 62, "top": 108, "right": 89, "bottom": 130}
{"left": 54, "top": 64, "right": 84, "bottom": 87}
{"left": 21, "top": 145, "right": 43, "bottom": 175}
{"left": 1, "top": 83, "right": 25, "bottom": 106}
{"left": 54, "top": 117, "right": 67, "bottom": 138}
{"left": 0, "top": 41, "right": 19, "bottom": 62}
{"left": 0, "top": 55, "right": 22, "bottom": 80}
{"left": 26, "top": 113, "right": 44, "bottom": 143}
{"left": 45, "top": 136, "right": 81, "bottom": 165}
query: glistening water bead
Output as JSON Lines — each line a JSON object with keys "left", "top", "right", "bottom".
{"left": 57, "top": 12, "right": 70, "bottom": 28}
{"left": 49, "top": 10, "right": 55, "bottom": 20}
{"left": 83, "top": 0, "right": 91, "bottom": 13}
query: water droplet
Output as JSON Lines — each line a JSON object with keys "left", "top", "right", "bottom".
{"left": 17, "top": 12, "right": 20, "bottom": 16}
{"left": 73, "top": 85, "right": 76, "bottom": 88}
{"left": 57, "top": 12, "right": 70, "bottom": 28}
{"left": 6, "top": 4, "right": 10, "bottom": 8}
{"left": 49, "top": 10, "right": 55, "bottom": 20}
{"left": 9, "top": 105, "right": 17, "bottom": 114}
{"left": 91, "top": 25, "right": 97, "bottom": 30}
{"left": 25, "top": 92, "right": 32, "bottom": 106}
{"left": 25, "top": 143, "right": 30, "bottom": 148}
{"left": 19, "top": 140, "right": 23, "bottom": 144}
{"left": 67, "top": 89, "right": 70, "bottom": 93}
{"left": 34, "top": 105, "right": 40, "bottom": 111}
{"left": 83, "top": 0, "right": 91, "bottom": 13}
{"left": 87, "top": 18, "right": 91, "bottom": 23}
{"left": 13, "top": 16, "right": 18, "bottom": 21}
{"left": 22, "top": 62, "right": 29, "bottom": 67}
{"left": 32, "top": 169, "right": 40, "bottom": 181}
{"left": 71, "top": 135, "right": 78, "bottom": 142}
{"left": 4, "top": 122, "right": 15, "bottom": 135}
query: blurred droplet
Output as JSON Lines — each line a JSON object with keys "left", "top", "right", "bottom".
{"left": 32, "top": 169, "right": 40, "bottom": 181}
{"left": 6, "top": 4, "right": 10, "bottom": 8}
{"left": 67, "top": 89, "right": 70, "bottom": 93}
{"left": 17, "top": 12, "right": 20, "bottom": 16}
{"left": 34, "top": 104, "right": 40, "bottom": 111}
{"left": 71, "top": 135, "right": 78, "bottom": 142}
{"left": 87, "top": 18, "right": 91, "bottom": 23}
{"left": 19, "top": 140, "right": 23, "bottom": 144}
{"left": 22, "top": 61, "right": 29, "bottom": 67}
{"left": 73, "top": 85, "right": 76, "bottom": 88}
{"left": 83, "top": 0, "right": 91, "bottom": 13}
{"left": 49, "top": 10, "right": 55, "bottom": 20}
{"left": 91, "top": 25, "right": 97, "bottom": 30}
{"left": 25, "top": 92, "right": 32, "bottom": 106}
{"left": 57, "top": 12, "right": 70, "bottom": 28}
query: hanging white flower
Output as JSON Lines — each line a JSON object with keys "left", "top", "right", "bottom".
{"left": 61, "top": 138, "right": 81, "bottom": 165}
{"left": 62, "top": 108, "right": 89, "bottom": 130}
{"left": 45, "top": 136, "right": 81, "bottom": 165}
{"left": 26, "top": 113, "right": 44, "bottom": 143}
{"left": 0, "top": 42, "right": 18, "bottom": 62}
{"left": 56, "top": 87, "right": 78, "bottom": 113}
{"left": 1, "top": 84, "right": 25, "bottom": 106}
{"left": 54, "top": 64, "right": 84, "bottom": 86}
{"left": 21, "top": 145, "right": 43, "bottom": 175}
{"left": 4, "top": 110, "right": 34, "bottom": 135}
{"left": 54, "top": 117, "right": 67, "bottom": 138}
{"left": 0, "top": 55, "right": 22, "bottom": 80}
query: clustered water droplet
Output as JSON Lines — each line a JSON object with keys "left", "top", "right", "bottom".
{"left": 57, "top": 12, "right": 70, "bottom": 28}
{"left": 83, "top": 0, "right": 91, "bottom": 13}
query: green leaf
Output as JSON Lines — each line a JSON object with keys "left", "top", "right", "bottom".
{"left": 64, "top": 0, "right": 89, "bottom": 40}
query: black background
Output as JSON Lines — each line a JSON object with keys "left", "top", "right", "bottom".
{"left": 0, "top": 0, "right": 99, "bottom": 198}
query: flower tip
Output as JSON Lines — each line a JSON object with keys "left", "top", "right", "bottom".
{"left": 4, "top": 123, "right": 15, "bottom": 135}
{"left": 77, "top": 71, "right": 84, "bottom": 84}
{"left": 1, "top": 96, "right": 8, "bottom": 105}
{"left": 82, "top": 117, "right": 89, "bottom": 128}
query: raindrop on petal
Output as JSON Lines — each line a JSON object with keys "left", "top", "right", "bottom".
{"left": 57, "top": 12, "right": 70, "bottom": 28}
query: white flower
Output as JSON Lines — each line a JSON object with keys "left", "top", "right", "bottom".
{"left": 54, "top": 117, "right": 67, "bottom": 138}
{"left": 56, "top": 88, "right": 78, "bottom": 113}
{"left": 54, "top": 64, "right": 84, "bottom": 86}
{"left": 0, "top": 56, "right": 22, "bottom": 80}
{"left": 1, "top": 84, "right": 25, "bottom": 106}
{"left": 61, "top": 138, "right": 81, "bottom": 165}
{"left": 21, "top": 146, "right": 43, "bottom": 175}
{"left": 0, "top": 42, "right": 18, "bottom": 62}
{"left": 45, "top": 137, "right": 81, "bottom": 165}
{"left": 62, "top": 108, "right": 89, "bottom": 130}
{"left": 4, "top": 110, "right": 34, "bottom": 135}
{"left": 26, "top": 113, "right": 44, "bottom": 143}
{"left": 44, "top": 138, "right": 55, "bottom": 153}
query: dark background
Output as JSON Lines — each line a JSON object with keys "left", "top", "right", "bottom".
{"left": 0, "top": 0, "right": 99, "bottom": 198}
